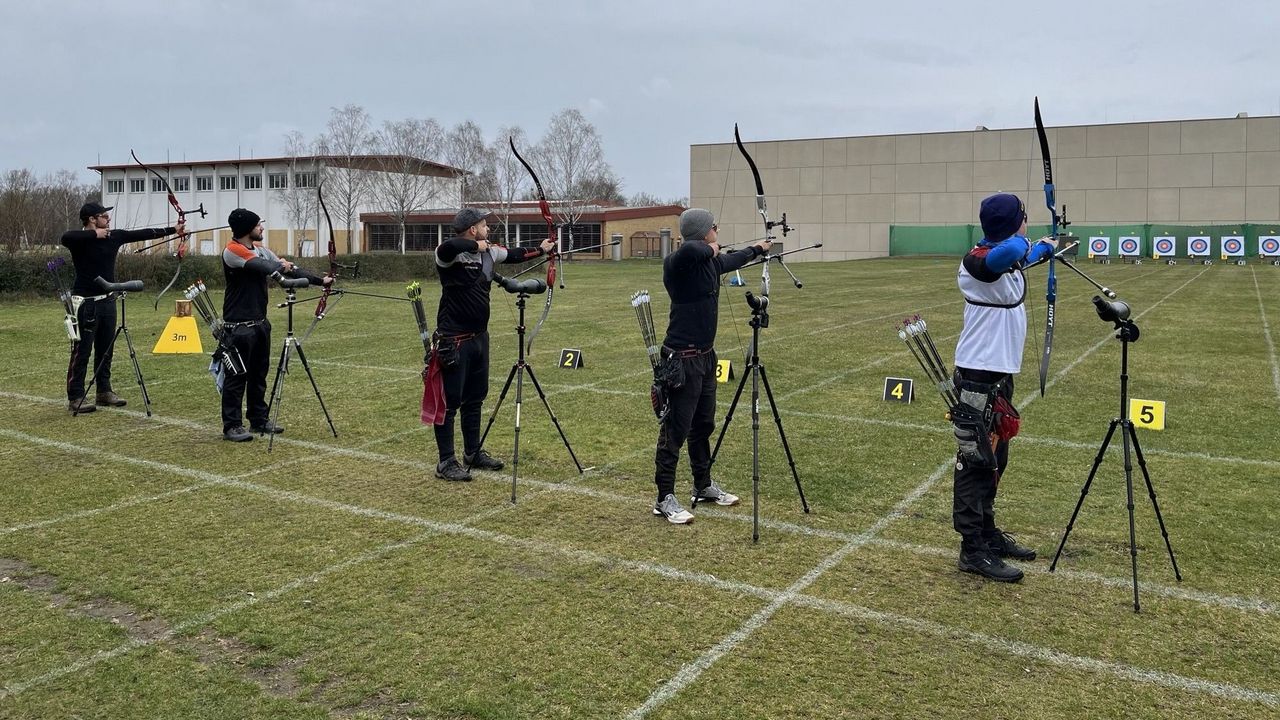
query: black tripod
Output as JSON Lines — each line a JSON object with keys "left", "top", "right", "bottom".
{"left": 1049, "top": 309, "right": 1182, "bottom": 612}
{"left": 478, "top": 292, "right": 583, "bottom": 503}
{"left": 266, "top": 286, "right": 337, "bottom": 452}
{"left": 710, "top": 291, "right": 810, "bottom": 542}
{"left": 79, "top": 277, "right": 151, "bottom": 417}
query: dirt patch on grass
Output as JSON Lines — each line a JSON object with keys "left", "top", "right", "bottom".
{"left": 1, "top": 556, "right": 171, "bottom": 642}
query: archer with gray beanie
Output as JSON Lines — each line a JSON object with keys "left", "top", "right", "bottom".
{"left": 650, "top": 208, "right": 772, "bottom": 524}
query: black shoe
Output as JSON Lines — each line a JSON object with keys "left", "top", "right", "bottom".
{"left": 250, "top": 421, "right": 285, "bottom": 435}
{"left": 435, "top": 458, "right": 472, "bottom": 482}
{"left": 987, "top": 531, "right": 1037, "bottom": 561}
{"left": 68, "top": 397, "right": 97, "bottom": 414}
{"left": 958, "top": 548, "right": 1024, "bottom": 583}
{"left": 463, "top": 449, "right": 504, "bottom": 471}
{"left": 223, "top": 426, "right": 254, "bottom": 442}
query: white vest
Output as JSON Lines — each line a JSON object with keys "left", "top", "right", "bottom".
{"left": 954, "top": 262, "right": 1027, "bottom": 374}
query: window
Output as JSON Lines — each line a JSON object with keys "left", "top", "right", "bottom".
{"left": 219, "top": 175, "right": 237, "bottom": 191}
{"left": 293, "top": 171, "right": 317, "bottom": 188}
{"left": 368, "top": 223, "right": 442, "bottom": 252}
{"left": 564, "top": 223, "right": 602, "bottom": 251}
{"left": 151, "top": 178, "right": 165, "bottom": 192}
{"left": 106, "top": 179, "right": 123, "bottom": 194}
{"left": 268, "top": 173, "right": 287, "bottom": 189}
{"left": 196, "top": 176, "right": 213, "bottom": 191}
{"left": 243, "top": 174, "right": 262, "bottom": 190}
{"left": 129, "top": 178, "right": 145, "bottom": 193}
{"left": 172, "top": 176, "right": 189, "bottom": 192}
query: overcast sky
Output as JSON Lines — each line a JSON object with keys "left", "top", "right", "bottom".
{"left": 3, "top": 1, "right": 1277, "bottom": 201}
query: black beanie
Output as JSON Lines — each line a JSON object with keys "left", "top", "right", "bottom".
{"left": 979, "top": 193, "right": 1025, "bottom": 241}
{"left": 228, "top": 208, "right": 261, "bottom": 238}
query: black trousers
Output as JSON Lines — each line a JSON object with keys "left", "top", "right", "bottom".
{"left": 653, "top": 350, "right": 718, "bottom": 502}
{"left": 65, "top": 297, "right": 117, "bottom": 401}
{"left": 433, "top": 332, "right": 490, "bottom": 463}
{"left": 952, "top": 368, "right": 1012, "bottom": 550}
{"left": 221, "top": 321, "right": 272, "bottom": 431}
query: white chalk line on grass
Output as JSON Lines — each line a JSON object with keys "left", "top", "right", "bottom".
{"left": 5, "top": 378, "right": 1274, "bottom": 618}
{"left": 1251, "top": 267, "right": 1280, "bottom": 407}
{"left": 1017, "top": 267, "right": 1210, "bottom": 411}
{"left": 626, "top": 263, "right": 1208, "bottom": 718}
{"left": 306, "top": 265, "right": 1164, "bottom": 403}
{"left": 789, "top": 592, "right": 1280, "bottom": 709}
{"left": 0, "top": 428, "right": 543, "bottom": 698}
{"left": 4, "top": 428, "right": 1274, "bottom": 711}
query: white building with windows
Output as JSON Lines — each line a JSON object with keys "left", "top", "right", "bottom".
{"left": 91, "top": 155, "right": 463, "bottom": 257}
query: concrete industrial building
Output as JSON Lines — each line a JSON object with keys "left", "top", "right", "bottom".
{"left": 90, "top": 155, "right": 463, "bottom": 257}
{"left": 691, "top": 113, "right": 1280, "bottom": 260}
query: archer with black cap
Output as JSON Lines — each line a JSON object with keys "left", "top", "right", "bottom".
{"left": 950, "top": 192, "right": 1057, "bottom": 582}
{"left": 430, "top": 207, "right": 553, "bottom": 481}
{"left": 219, "top": 208, "right": 330, "bottom": 442}
{"left": 60, "top": 201, "right": 183, "bottom": 413}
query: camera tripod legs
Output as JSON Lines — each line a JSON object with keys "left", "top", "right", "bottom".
{"left": 479, "top": 360, "right": 583, "bottom": 503}
{"left": 266, "top": 337, "right": 337, "bottom": 453}
{"left": 79, "top": 312, "right": 152, "bottom": 418}
{"left": 1050, "top": 418, "right": 1181, "bottom": 612}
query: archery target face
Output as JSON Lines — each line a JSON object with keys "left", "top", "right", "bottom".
{"left": 1222, "top": 237, "right": 1244, "bottom": 255}
{"left": 1154, "top": 237, "right": 1175, "bottom": 255}
{"left": 1261, "top": 236, "right": 1280, "bottom": 256}
{"left": 1090, "top": 238, "right": 1110, "bottom": 254}
{"left": 1119, "top": 237, "right": 1140, "bottom": 255}
{"left": 1189, "top": 237, "right": 1210, "bottom": 255}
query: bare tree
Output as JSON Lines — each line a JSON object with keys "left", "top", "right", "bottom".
{"left": 628, "top": 191, "right": 687, "bottom": 208}
{"left": 0, "top": 169, "right": 94, "bottom": 254}
{"left": 316, "top": 104, "right": 374, "bottom": 254}
{"left": 491, "top": 126, "right": 530, "bottom": 246}
{"left": 445, "top": 120, "right": 497, "bottom": 205}
{"left": 535, "top": 108, "right": 615, "bottom": 250}
{"left": 0, "top": 169, "right": 39, "bottom": 253}
{"left": 276, "top": 130, "right": 319, "bottom": 256}
{"left": 369, "top": 118, "right": 446, "bottom": 254}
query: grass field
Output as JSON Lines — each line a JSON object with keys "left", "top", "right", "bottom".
{"left": 0, "top": 257, "right": 1277, "bottom": 719}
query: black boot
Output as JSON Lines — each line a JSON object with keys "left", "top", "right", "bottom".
{"left": 463, "top": 449, "right": 504, "bottom": 471}
{"left": 987, "top": 531, "right": 1037, "bottom": 561}
{"left": 958, "top": 546, "right": 1024, "bottom": 583}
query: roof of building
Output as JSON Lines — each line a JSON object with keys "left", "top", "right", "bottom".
{"left": 89, "top": 154, "right": 463, "bottom": 178}
{"left": 359, "top": 203, "right": 685, "bottom": 224}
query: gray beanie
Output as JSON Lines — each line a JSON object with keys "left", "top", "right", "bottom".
{"left": 452, "top": 207, "right": 492, "bottom": 232}
{"left": 679, "top": 208, "right": 715, "bottom": 242}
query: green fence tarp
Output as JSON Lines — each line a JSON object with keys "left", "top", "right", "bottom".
{"left": 891, "top": 223, "right": 1280, "bottom": 258}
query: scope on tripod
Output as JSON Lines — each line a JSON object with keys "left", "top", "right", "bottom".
{"left": 273, "top": 273, "right": 310, "bottom": 289}
{"left": 494, "top": 274, "right": 547, "bottom": 295}
{"left": 95, "top": 276, "right": 144, "bottom": 293}
{"left": 1093, "top": 295, "right": 1131, "bottom": 323}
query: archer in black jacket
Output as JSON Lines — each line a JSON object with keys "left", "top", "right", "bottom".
{"left": 652, "top": 208, "right": 770, "bottom": 524}
{"left": 61, "top": 202, "right": 179, "bottom": 413}
{"left": 431, "top": 208, "right": 553, "bottom": 481}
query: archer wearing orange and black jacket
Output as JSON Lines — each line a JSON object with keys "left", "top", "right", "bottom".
{"left": 61, "top": 202, "right": 180, "bottom": 413}
{"left": 219, "top": 208, "right": 330, "bottom": 442}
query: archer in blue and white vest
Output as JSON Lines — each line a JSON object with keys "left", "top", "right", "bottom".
{"left": 951, "top": 193, "right": 1056, "bottom": 583}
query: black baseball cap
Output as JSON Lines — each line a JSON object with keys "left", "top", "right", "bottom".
{"left": 79, "top": 201, "right": 114, "bottom": 222}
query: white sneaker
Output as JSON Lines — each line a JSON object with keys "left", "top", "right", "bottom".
{"left": 692, "top": 480, "right": 740, "bottom": 507}
{"left": 652, "top": 493, "right": 694, "bottom": 524}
